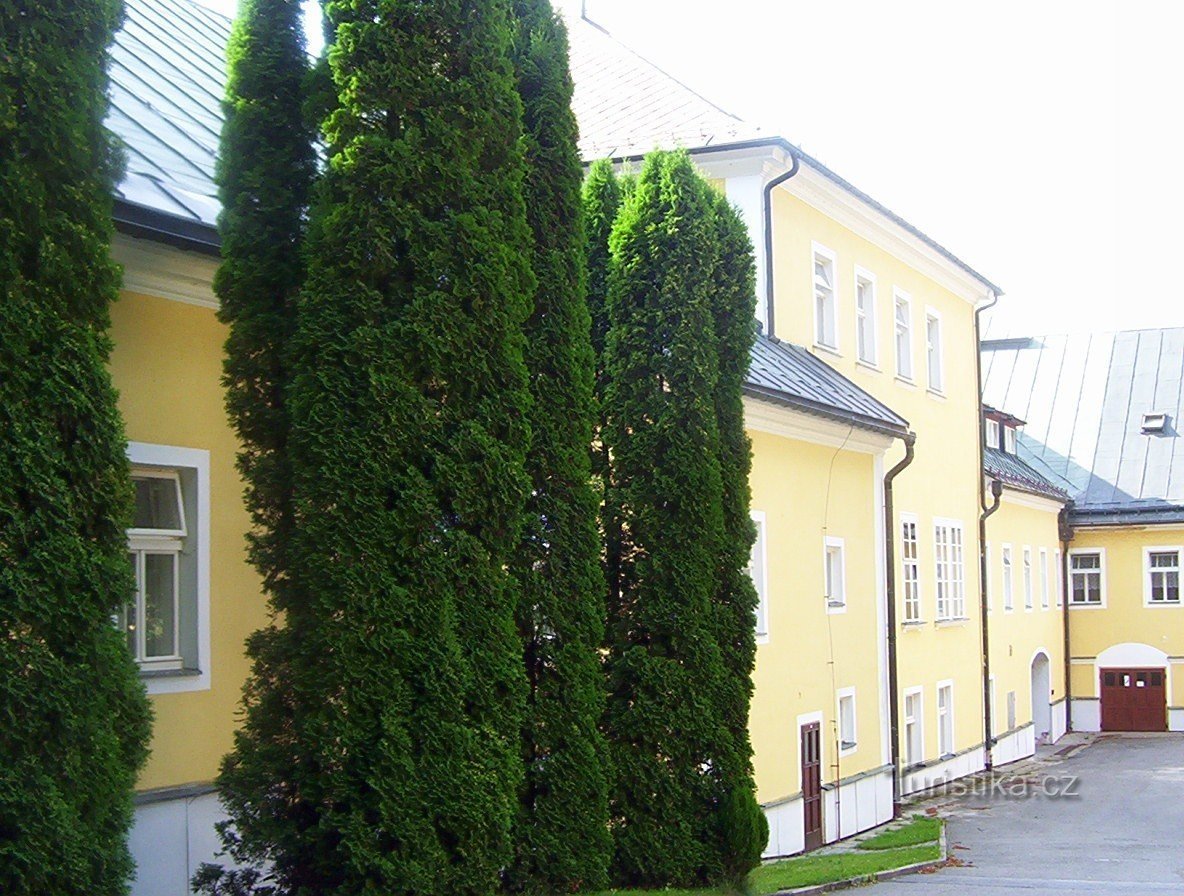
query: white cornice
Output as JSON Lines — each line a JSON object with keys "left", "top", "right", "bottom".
{"left": 743, "top": 395, "right": 894, "bottom": 455}
{"left": 113, "top": 234, "right": 219, "bottom": 310}
{"left": 999, "top": 487, "right": 1066, "bottom": 515}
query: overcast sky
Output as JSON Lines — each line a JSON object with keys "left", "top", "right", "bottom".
{"left": 195, "top": 0, "right": 1183, "bottom": 338}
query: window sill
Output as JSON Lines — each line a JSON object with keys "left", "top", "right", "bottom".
{"left": 839, "top": 743, "right": 858, "bottom": 756}
{"left": 813, "top": 342, "right": 843, "bottom": 359}
{"left": 894, "top": 374, "right": 916, "bottom": 388}
{"left": 139, "top": 666, "right": 202, "bottom": 680}
{"left": 901, "top": 619, "right": 927, "bottom": 629}
{"left": 855, "top": 359, "right": 881, "bottom": 373}
{"left": 1144, "top": 601, "right": 1183, "bottom": 608}
{"left": 935, "top": 617, "right": 970, "bottom": 628}
{"left": 1068, "top": 602, "right": 1105, "bottom": 609}
{"left": 926, "top": 387, "right": 947, "bottom": 400}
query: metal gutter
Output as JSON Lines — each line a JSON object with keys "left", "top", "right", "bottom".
{"left": 1059, "top": 504, "right": 1075, "bottom": 732}
{"left": 761, "top": 150, "right": 800, "bottom": 337}
{"left": 113, "top": 198, "right": 220, "bottom": 256}
{"left": 742, "top": 383, "right": 909, "bottom": 440}
{"left": 979, "top": 476, "right": 1003, "bottom": 770}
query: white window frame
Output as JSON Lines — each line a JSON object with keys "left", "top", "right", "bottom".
{"left": 901, "top": 513, "right": 922, "bottom": 623}
{"left": 749, "top": 510, "right": 770, "bottom": 641}
{"left": 936, "top": 681, "right": 954, "bottom": 757}
{"left": 1004, "top": 426, "right": 1018, "bottom": 454}
{"left": 824, "top": 535, "right": 846, "bottom": 613}
{"left": 836, "top": 686, "right": 857, "bottom": 755}
{"left": 903, "top": 687, "right": 924, "bottom": 767}
{"left": 812, "top": 242, "right": 839, "bottom": 352}
{"left": 126, "top": 442, "right": 211, "bottom": 695}
{"left": 1144, "top": 546, "right": 1183, "bottom": 607}
{"left": 1023, "top": 546, "right": 1033, "bottom": 610}
{"left": 1039, "top": 548, "right": 1050, "bottom": 609}
{"left": 933, "top": 518, "right": 966, "bottom": 620}
{"left": 125, "top": 470, "right": 185, "bottom": 673}
{"left": 894, "top": 288, "right": 913, "bottom": 381}
{"left": 985, "top": 418, "right": 1000, "bottom": 450}
{"left": 1068, "top": 548, "right": 1106, "bottom": 608}
{"left": 1055, "top": 549, "right": 1063, "bottom": 607}
{"left": 925, "top": 307, "right": 944, "bottom": 394}
{"left": 854, "top": 267, "right": 877, "bottom": 367}
{"left": 1002, "top": 543, "right": 1014, "bottom": 612}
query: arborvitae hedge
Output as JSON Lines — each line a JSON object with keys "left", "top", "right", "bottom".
{"left": 601, "top": 151, "right": 733, "bottom": 887}
{"left": 191, "top": 1, "right": 314, "bottom": 892}
{"left": 226, "top": 0, "right": 534, "bottom": 892}
{"left": 508, "top": 2, "right": 611, "bottom": 892}
{"left": 0, "top": 2, "right": 152, "bottom": 894}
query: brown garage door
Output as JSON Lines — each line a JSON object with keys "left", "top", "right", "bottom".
{"left": 1100, "top": 667, "right": 1166, "bottom": 731}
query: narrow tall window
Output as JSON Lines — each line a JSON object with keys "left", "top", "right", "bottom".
{"left": 934, "top": 521, "right": 965, "bottom": 619}
{"left": 1004, "top": 426, "right": 1017, "bottom": 454}
{"left": 904, "top": 690, "right": 923, "bottom": 766}
{"left": 1054, "top": 549, "right": 1063, "bottom": 606}
{"left": 894, "top": 291, "right": 912, "bottom": 379}
{"left": 902, "top": 517, "right": 921, "bottom": 622}
{"left": 838, "top": 689, "right": 857, "bottom": 753}
{"left": 926, "top": 311, "right": 943, "bottom": 392}
{"left": 937, "top": 683, "right": 954, "bottom": 756}
{"left": 1002, "top": 545, "right": 1014, "bottom": 610}
{"left": 1023, "top": 547, "right": 1033, "bottom": 609}
{"left": 1148, "top": 549, "right": 1180, "bottom": 604}
{"left": 825, "top": 537, "right": 846, "bottom": 609}
{"left": 1039, "top": 549, "right": 1050, "bottom": 609}
{"left": 856, "top": 271, "right": 876, "bottom": 365}
{"left": 747, "top": 511, "right": 769, "bottom": 636}
{"left": 985, "top": 418, "right": 1000, "bottom": 449}
{"left": 1070, "top": 552, "right": 1103, "bottom": 605}
{"left": 813, "top": 247, "right": 837, "bottom": 350}
{"left": 124, "top": 471, "right": 186, "bottom": 671}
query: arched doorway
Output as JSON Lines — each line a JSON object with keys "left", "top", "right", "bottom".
{"left": 1031, "top": 651, "right": 1051, "bottom": 744}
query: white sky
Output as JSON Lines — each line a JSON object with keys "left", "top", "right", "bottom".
{"left": 195, "top": 0, "right": 1184, "bottom": 338}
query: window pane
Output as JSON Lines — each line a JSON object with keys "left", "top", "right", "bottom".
{"left": 144, "top": 553, "right": 178, "bottom": 658}
{"left": 125, "top": 552, "right": 138, "bottom": 656}
{"left": 133, "top": 476, "right": 182, "bottom": 530}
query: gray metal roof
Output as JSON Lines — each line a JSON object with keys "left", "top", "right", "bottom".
{"left": 983, "top": 447, "right": 1068, "bottom": 503}
{"left": 746, "top": 336, "right": 909, "bottom": 437}
{"left": 982, "top": 329, "right": 1184, "bottom": 524}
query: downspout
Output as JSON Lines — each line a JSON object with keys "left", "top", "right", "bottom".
{"left": 761, "top": 151, "right": 801, "bottom": 338}
{"left": 883, "top": 431, "right": 916, "bottom": 816}
{"left": 979, "top": 477, "right": 1003, "bottom": 770}
{"left": 1059, "top": 504, "right": 1075, "bottom": 732}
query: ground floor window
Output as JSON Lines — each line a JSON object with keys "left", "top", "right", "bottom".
{"left": 937, "top": 682, "right": 954, "bottom": 756}
{"left": 904, "top": 689, "right": 923, "bottom": 766}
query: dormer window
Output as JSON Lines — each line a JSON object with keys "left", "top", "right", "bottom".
{"left": 1004, "top": 426, "right": 1017, "bottom": 454}
{"left": 985, "top": 419, "right": 1000, "bottom": 450}
{"left": 1142, "top": 412, "right": 1168, "bottom": 435}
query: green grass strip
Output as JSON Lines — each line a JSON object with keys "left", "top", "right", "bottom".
{"left": 855, "top": 814, "right": 943, "bottom": 851}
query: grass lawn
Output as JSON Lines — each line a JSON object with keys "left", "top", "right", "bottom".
{"left": 855, "top": 814, "right": 943, "bottom": 851}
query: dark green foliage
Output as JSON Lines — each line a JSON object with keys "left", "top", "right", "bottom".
{"left": 507, "top": 2, "right": 610, "bottom": 892}
{"left": 216, "top": 0, "right": 534, "bottom": 892}
{"left": 0, "top": 2, "right": 152, "bottom": 893}
{"left": 599, "top": 151, "right": 764, "bottom": 887}
{"left": 582, "top": 159, "right": 622, "bottom": 379}
{"left": 194, "top": 1, "right": 314, "bottom": 892}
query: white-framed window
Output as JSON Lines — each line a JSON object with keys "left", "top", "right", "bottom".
{"left": 1069, "top": 549, "right": 1105, "bottom": 606}
{"left": 925, "top": 308, "right": 943, "bottom": 392}
{"left": 1023, "top": 547, "right": 1033, "bottom": 610}
{"left": 813, "top": 243, "right": 838, "bottom": 350}
{"left": 984, "top": 542, "right": 992, "bottom": 614}
{"left": 1039, "top": 548, "right": 1050, "bottom": 609}
{"left": 904, "top": 688, "right": 924, "bottom": 766}
{"left": 894, "top": 289, "right": 913, "bottom": 380}
{"left": 855, "top": 268, "right": 877, "bottom": 365}
{"left": 937, "top": 681, "right": 954, "bottom": 757}
{"left": 902, "top": 514, "right": 921, "bottom": 623}
{"left": 1055, "top": 549, "right": 1063, "bottom": 607}
{"left": 933, "top": 520, "right": 965, "bottom": 620}
{"left": 824, "top": 536, "right": 846, "bottom": 611}
{"left": 1145, "top": 547, "right": 1181, "bottom": 605}
{"left": 837, "top": 687, "right": 857, "bottom": 754}
{"left": 748, "top": 510, "right": 769, "bottom": 639}
{"left": 124, "top": 442, "right": 211, "bottom": 694}
{"left": 1004, "top": 426, "right": 1017, "bottom": 454}
{"left": 1002, "top": 544, "right": 1014, "bottom": 611}
{"left": 985, "top": 418, "right": 1000, "bottom": 450}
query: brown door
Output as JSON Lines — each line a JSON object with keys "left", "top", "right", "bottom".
{"left": 801, "top": 721, "right": 823, "bottom": 851}
{"left": 1100, "top": 667, "right": 1166, "bottom": 731}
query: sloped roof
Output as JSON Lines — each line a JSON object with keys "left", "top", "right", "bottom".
{"left": 746, "top": 336, "right": 909, "bottom": 437}
{"left": 984, "top": 447, "right": 1068, "bottom": 503}
{"left": 982, "top": 329, "right": 1184, "bottom": 523}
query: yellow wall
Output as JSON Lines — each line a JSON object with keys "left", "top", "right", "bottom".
{"left": 984, "top": 491, "right": 1067, "bottom": 734}
{"left": 748, "top": 424, "right": 884, "bottom": 803}
{"left": 110, "top": 288, "right": 266, "bottom": 791}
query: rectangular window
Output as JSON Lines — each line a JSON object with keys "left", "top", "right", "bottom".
{"left": 934, "top": 520, "right": 965, "bottom": 619}
{"left": 1147, "top": 549, "right": 1181, "bottom": 604}
{"left": 904, "top": 689, "right": 923, "bottom": 766}
{"left": 937, "top": 683, "right": 954, "bottom": 756}
{"left": 855, "top": 270, "right": 876, "bottom": 365}
{"left": 838, "top": 688, "right": 857, "bottom": 753}
{"left": 1040, "top": 548, "right": 1050, "bottom": 609}
{"left": 925, "top": 310, "right": 943, "bottom": 392}
{"left": 902, "top": 516, "right": 921, "bottom": 622}
{"left": 1004, "top": 427, "right": 1017, "bottom": 454}
{"left": 1055, "top": 549, "right": 1063, "bottom": 607}
{"left": 825, "top": 536, "right": 846, "bottom": 609}
{"left": 813, "top": 245, "right": 837, "bottom": 350}
{"left": 748, "top": 511, "right": 769, "bottom": 637}
{"left": 1002, "top": 545, "right": 1014, "bottom": 611}
{"left": 985, "top": 418, "right": 1000, "bottom": 450}
{"left": 1023, "top": 547, "right": 1033, "bottom": 609}
{"left": 124, "top": 471, "right": 186, "bottom": 671}
{"left": 1070, "top": 551, "right": 1103, "bottom": 605}
{"left": 894, "top": 291, "right": 913, "bottom": 379}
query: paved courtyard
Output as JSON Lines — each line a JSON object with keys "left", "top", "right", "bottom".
{"left": 882, "top": 733, "right": 1184, "bottom": 894}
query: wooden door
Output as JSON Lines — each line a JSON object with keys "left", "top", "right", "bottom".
{"left": 1100, "top": 667, "right": 1166, "bottom": 731}
{"left": 801, "top": 721, "right": 823, "bottom": 851}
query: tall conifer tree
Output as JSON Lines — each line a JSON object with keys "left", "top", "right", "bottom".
{"left": 508, "top": 2, "right": 611, "bottom": 892}
{"left": 0, "top": 2, "right": 152, "bottom": 893}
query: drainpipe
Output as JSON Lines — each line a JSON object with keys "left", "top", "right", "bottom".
{"left": 979, "top": 477, "right": 1003, "bottom": 770}
{"left": 1059, "top": 504, "right": 1075, "bottom": 731}
{"left": 761, "top": 151, "right": 801, "bottom": 338}
{"left": 883, "top": 431, "right": 916, "bottom": 816}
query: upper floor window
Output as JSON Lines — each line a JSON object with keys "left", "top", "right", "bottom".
{"left": 1004, "top": 426, "right": 1017, "bottom": 454}
{"left": 124, "top": 471, "right": 186, "bottom": 671}
{"left": 925, "top": 310, "right": 943, "bottom": 392}
{"left": 934, "top": 520, "right": 965, "bottom": 619}
{"left": 902, "top": 516, "right": 921, "bottom": 622}
{"left": 1002, "top": 544, "right": 1014, "bottom": 611}
{"left": 985, "top": 418, "right": 1000, "bottom": 449}
{"left": 855, "top": 269, "right": 877, "bottom": 365}
{"left": 1070, "top": 551, "right": 1104, "bottom": 606}
{"left": 825, "top": 536, "right": 846, "bottom": 610}
{"left": 1147, "top": 548, "right": 1181, "bottom": 605}
{"left": 1023, "top": 547, "right": 1033, "bottom": 609}
{"left": 894, "top": 290, "right": 913, "bottom": 379}
{"left": 1040, "top": 548, "right": 1050, "bottom": 609}
{"left": 838, "top": 688, "right": 857, "bottom": 753}
{"left": 747, "top": 511, "right": 769, "bottom": 637}
{"left": 813, "top": 245, "right": 838, "bottom": 350}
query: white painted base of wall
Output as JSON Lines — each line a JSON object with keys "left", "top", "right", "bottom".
{"left": 901, "top": 748, "right": 986, "bottom": 796}
{"left": 761, "top": 768, "right": 894, "bottom": 859}
{"left": 992, "top": 725, "right": 1035, "bottom": 767}
{"left": 1051, "top": 700, "right": 1069, "bottom": 742}
{"left": 1170, "top": 708, "right": 1184, "bottom": 732}
{"left": 129, "top": 791, "right": 229, "bottom": 896}
{"left": 1071, "top": 698, "right": 1101, "bottom": 732}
